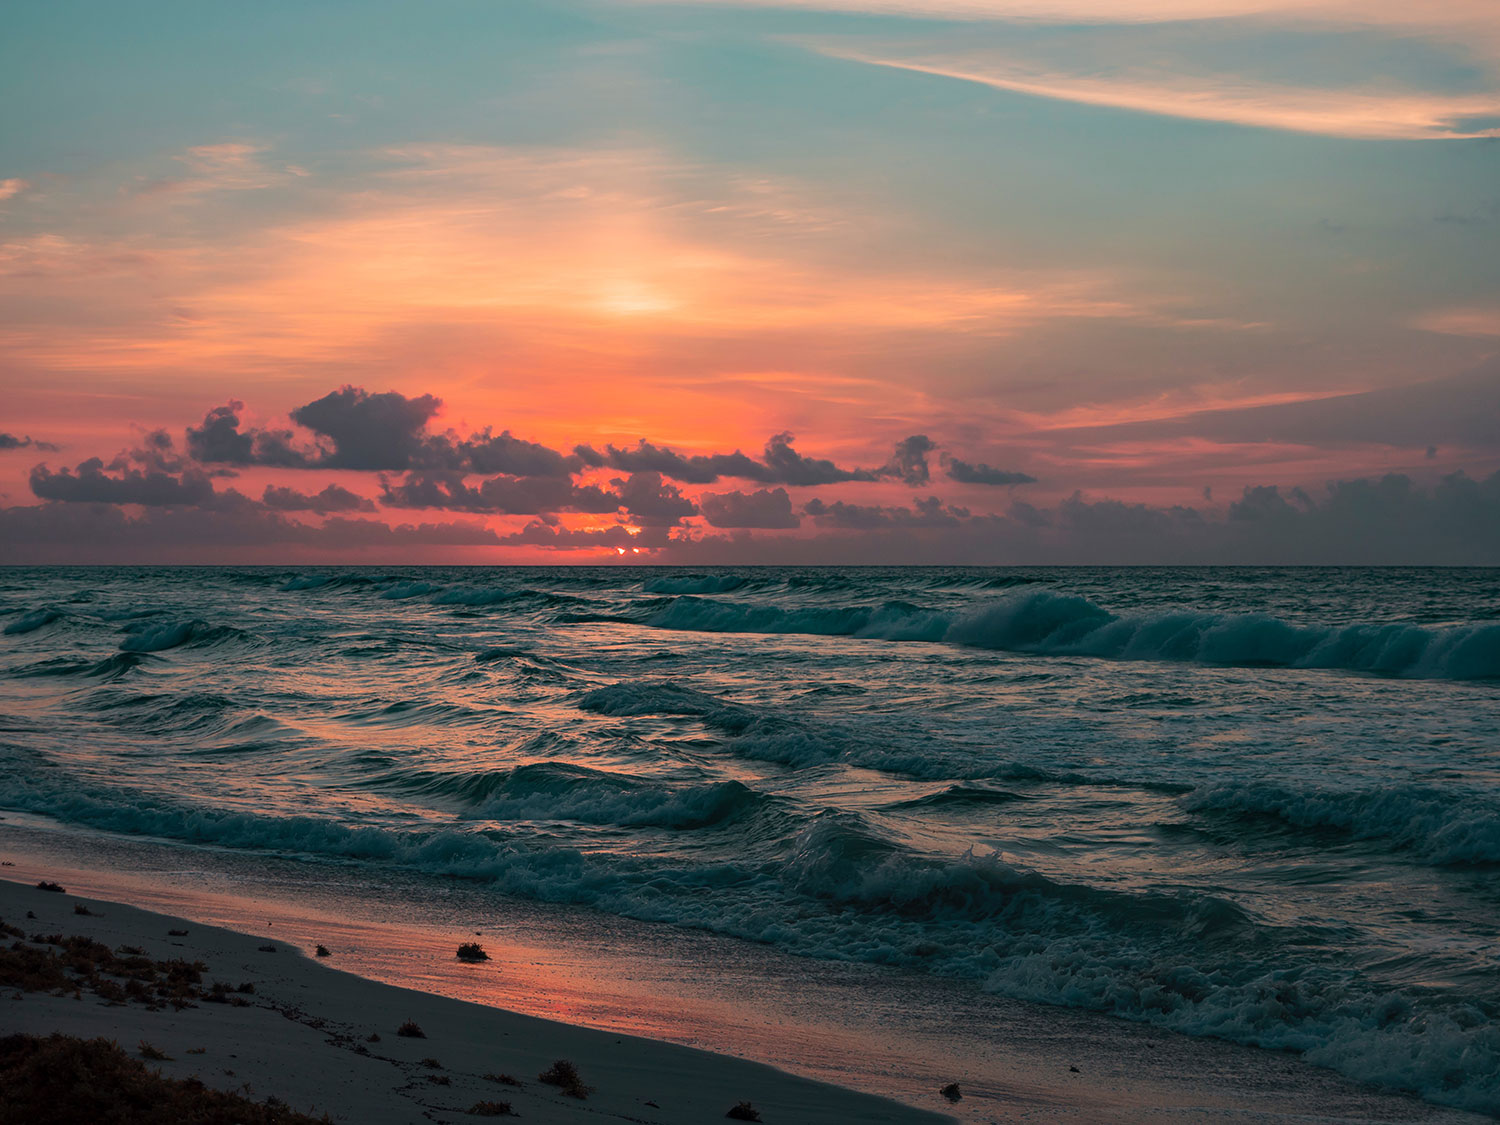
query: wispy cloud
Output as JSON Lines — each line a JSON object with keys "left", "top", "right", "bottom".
{"left": 816, "top": 47, "right": 1500, "bottom": 139}
{"left": 1417, "top": 306, "right": 1500, "bottom": 337}
{"left": 0, "top": 142, "right": 1203, "bottom": 381}
{"left": 630, "top": 0, "right": 1500, "bottom": 42}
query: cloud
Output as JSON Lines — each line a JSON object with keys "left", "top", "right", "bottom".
{"left": 1040, "top": 364, "right": 1500, "bottom": 451}
{"left": 1019, "top": 471, "right": 1500, "bottom": 562}
{"left": 581, "top": 440, "right": 769, "bottom": 485}
{"left": 820, "top": 48, "right": 1500, "bottom": 140}
{"left": 261, "top": 484, "right": 376, "bottom": 513}
{"left": 582, "top": 432, "right": 880, "bottom": 486}
{"left": 625, "top": 0, "right": 1500, "bottom": 33}
{"left": 497, "top": 521, "right": 670, "bottom": 550}
{"left": 447, "top": 429, "right": 580, "bottom": 477}
{"left": 0, "top": 502, "right": 501, "bottom": 563}
{"left": 614, "top": 471, "right": 698, "bottom": 526}
{"left": 378, "top": 472, "right": 619, "bottom": 515}
{"left": 658, "top": 471, "right": 1500, "bottom": 565}
{"left": 1417, "top": 306, "right": 1500, "bottom": 338}
{"left": 186, "top": 402, "right": 310, "bottom": 467}
{"left": 762, "top": 431, "right": 880, "bottom": 485}
{"left": 884, "top": 434, "right": 935, "bottom": 486}
{"left": 944, "top": 456, "right": 1037, "bottom": 485}
{"left": 0, "top": 433, "right": 59, "bottom": 453}
{"left": 187, "top": 391, "right": 584, "bottom": 478}
{"left": 699, "top": 487, "right": 800, "bottom": 528}
{"left": 290, "top": 385, "right": 443, "bottom": 471}
{"left": 29, "top": 459, "right": 217, "bottom": 507}
{"left": 804, "top": 494, "right": 969, "bottom": 528}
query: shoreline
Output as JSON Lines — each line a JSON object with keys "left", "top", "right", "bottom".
{"left": 0, "top": 875, "right": 945, "bottom": 1124}
{"left": 1, "top": 824, "right": 1492, "bottom": 1124}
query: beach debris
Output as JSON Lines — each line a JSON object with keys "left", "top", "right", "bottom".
{"left": 726, "top": 1102, "right": 762, "bottom": 1121}
{"left": 236, "top": 981, "right": 255, "bottom": 994}
{"left": 187, "top": 1047, "right": 206, "bottom": 1055}
{"left": 456, "top": 941, "right": 490, "bottom": 962}
{"left": 367, "top": 1032, "right": 381, "bottom": 1043}
{"left": 397, "top": 1020, "right": 426, "bottom": 1038}
{"left": 116, "top": 945, "right": 144, "bottom": 956}
{"left": 466, "top": 1101, "right": 515, "bottom": 1117}
{"left": 645, "top": 1100, "right": 660, "bottom": 1108}
{"left": 429, "top": 1075, "right": 451, "bottom": 1085}
{"left": 315, "top": 944, "right": 331, "bottom": 957}
{"left": 168, "top": 928, "right": 188, "bottom": 936}
{"left": 940, "top": 1082, "right": 962, "bottom": 1102}
{"left": 1069, "top": 1065, "right": 1081, "bottom": 1073}
{"left": 138, "top": 1041, "right": 171, "bottom": 1061}
{"left": 538, "top": 1058, "right": 591, "bottom": 1098}
{"left": 257, "top": 944, "right": 277, "bottom": 953}
{"left": 25, "top": 911, "right": 34, "bottom": 919}
{"left": 34, "top": 881, "right": 64, "bottom": 893}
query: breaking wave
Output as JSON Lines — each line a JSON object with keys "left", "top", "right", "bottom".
{"left": 641, "top": 590, "right": 1500, "bottom": 680}
{"left": 1183, "top": 781, "right": 1500, "bottom": 866}
{"left": 2, "top": 763, "right": 1494, "bottom": 1111}
{"left": 4, "top": 608, "right": 62, "bottom": 635}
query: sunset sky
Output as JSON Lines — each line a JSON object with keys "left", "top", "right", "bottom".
{"left": 2, "top": 0, "right": 1498, "bottom": 563}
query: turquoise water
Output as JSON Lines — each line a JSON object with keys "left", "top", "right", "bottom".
{"left": 1, "top": 566, "right": 1497, "bottom": 1113}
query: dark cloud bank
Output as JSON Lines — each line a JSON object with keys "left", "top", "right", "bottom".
{"left": 3, "top": 384, "right": 1496, "bottom": 564}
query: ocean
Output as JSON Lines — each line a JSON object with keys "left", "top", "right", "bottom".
{"left": 1, "top": 566, "right": 1497, "bottom": 1114}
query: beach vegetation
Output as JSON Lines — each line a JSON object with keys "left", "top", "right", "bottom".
{"left": 428, "top": 1075, "right": 451, "bottom": 1085}
{"left": 73, "top": 903, "right": 94, "bottom": 916}
{"left": 366, "top": 1032, "right": 380, "bottom": 1042}
{"left": 396, "top": 1020, "right": 425, "bottom": 1038}
{"left": 456, "top": 942, "right": 489, "bottom": 962}
{"left": 35, "top": 881, "right": 64, "bottom": 893}
{"left": 0, "top": 1033, "right": 333, "bottom": 1123}
{"left": 940, "top": 1082, "right": 962, "bottom": 1102}
{"left": 420, "top": 1057, "right": 443, "bottom": 1069}
{"left": 203, "top": 980, "right": 250, "bottom": 1007}
{"left": 315, "top": 945, "right": 331, "bottom": 957}
{"left": 538, "top": 1058, "right": 591, "bottom": 1098}
{"left": 466, "top": 1101, "right": 515, "bottom": 1117}
{"left": 725, "top": 1102, "right": 762, "bottom": 1121}
{"left": 138, "top": 1041, "right": 171, "bottom": 1061}
{"left": 483, "top": 1072, "right": 521, "bottom": 1086}
{"left": 168, "top": 928, "right": 188, "bottom": 936}
{"left": 0, "top": 931, "right": 217, "bottom": 1010}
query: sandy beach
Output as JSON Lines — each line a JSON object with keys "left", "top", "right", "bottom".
{"left": 1, "top": 874, "right": 944, "bottom": 1124}
{"left": 3, "top": 830, "right": 1492, "bottom": 1125}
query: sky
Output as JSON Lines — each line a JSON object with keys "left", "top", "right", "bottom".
{"left": 1, "top": 0, "right": 1497, "bottom": 564}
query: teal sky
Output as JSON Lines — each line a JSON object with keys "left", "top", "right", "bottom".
{"left": 1, "top": 0, "right": 1497, "bottom": 562}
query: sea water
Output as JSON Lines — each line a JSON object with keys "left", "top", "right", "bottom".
{"left": 1, "top": 566, "right": 1497, "bottom": 1113}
